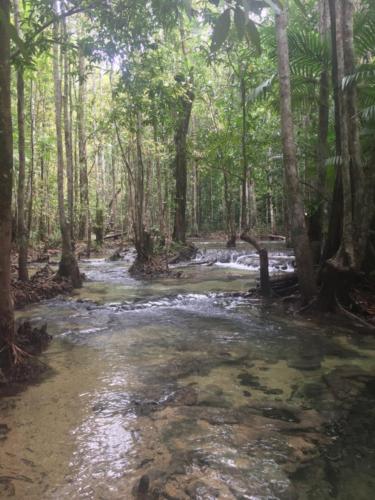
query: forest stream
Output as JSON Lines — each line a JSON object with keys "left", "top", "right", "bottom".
{"left": 1, "top": 241, "right": 375, "bottom": 500}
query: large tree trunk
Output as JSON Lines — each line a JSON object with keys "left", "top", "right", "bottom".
{"left": 78, "top": 44, "right": 90, "bottom": 254}
{"left": 172, "top": 80, "right": 194, "bottom": 244}
{"left": 0, "top": 0, "right": 15, "bottom": 362}
{"left": 14, "top": 0, "right": 29, "bottom": 281}
{"left": 275, "top": 7, "right": 316, "bottom": 303}
{"left": 53, "top": 6, "right": 81, "bottom": 287}
{"left": 317, "top": 0, "right": 366, "bottom": 311}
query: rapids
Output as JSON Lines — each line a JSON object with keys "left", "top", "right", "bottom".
{"left": 1, "top": 241, "right": 375, "bottom": 499}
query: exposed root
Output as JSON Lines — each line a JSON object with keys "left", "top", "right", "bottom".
{"left": 0, "top": 322, "right": 52, "bottom": 385}
{"left": 10, "top": 343, "right": 32, "bottom": 365}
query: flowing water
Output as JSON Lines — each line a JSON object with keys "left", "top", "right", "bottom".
{"left": 1, "top": 242, "right": 375, "bottom": 499}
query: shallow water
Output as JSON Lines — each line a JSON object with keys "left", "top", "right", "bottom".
{"left": 2, "top": 242, "right": 375, "bottom": 499}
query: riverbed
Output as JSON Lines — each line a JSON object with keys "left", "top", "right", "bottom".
{"left": 1, "top": 242, "right": 375, "bottom": 499}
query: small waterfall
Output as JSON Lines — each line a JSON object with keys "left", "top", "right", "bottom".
{"left": 194, "top": 243, "right": 295, "bottom": 273}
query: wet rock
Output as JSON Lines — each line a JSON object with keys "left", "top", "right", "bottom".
{"left": 136, "top": 474, "right": 150, "bottom": 499}
{"left": 296, "top": 382, "right": 326, "bottom": 401}
{"left": 185, "top": 480, "right": 220, "bottom": 499}
{"left": 165, "top": 386, "right": 198, "bottom": 406}
{"left": 287, "top": 355, "right": 321, "bottom": 371}
{"left": 323, "top": 366, "right": 369, "bottom": 401}
{"left": 0, "top": 424, "right": 9, "bottom": 440}
{"left": 263, "top": 388, "right": 284, "bottom": 395}
{"left": 261, "top": 407, "right": 300, "bottom": 423}
{"left": 237, "top": 372, "right": 261, "bottom": 388}
{"left": 0, "top": 477, "right": 15, "bottom": 497}
{"left": 197, "top": 386, "right": 230, "bottom": 408}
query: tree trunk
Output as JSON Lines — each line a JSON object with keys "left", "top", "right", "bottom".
{"left": 322, "top": 0, "right": 343, "bottom": 263}
{"left": 191, "top": 160, "right": 199, "bottom": 236}
{"left": 240, "top": 231, "right": 271, "bottom": 297}
{"left": 14, "top": 0, "right": 29, "bottom": 281}
{"left": 223, "top": 169, "right": 236, "bottom": 248}
{"left": 333, "top": 0, "right": 355, "bottom": 267}
{"left": 275, "top": 7, "right": 316, "bottom": 303}
{"left": 78, "top": 44, "right": 90, "bottom": 254}
{"left": 27, "top": 79, "right": 35, "bottom": 238}
{"left": 343, "top": 0, "right": 368, "bottom": 266}
{"left": 0, "top": 0, "right": 16, "bottom": 363}
{"left": 172, "top": 80, "right": 194, "bottom": 244}
{"left": 53, "top": 5, "right": 81, "bottom": 287}
{"left": 240, "top": 75, "right": 249, "bottom": 230}
{"left": 315, "top": 0, "right": 330, "bottom": 245}
{"left": 153, "top": 122, "right": 165, "bottom": 240}
{"left": 62, "top": 11, "right": 74, "bottom": 241}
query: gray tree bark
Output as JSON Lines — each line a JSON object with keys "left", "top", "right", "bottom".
{"left": 53, "top": 4, "right": 81, "bottom": 287}
{"left": 0, "top": 0, "right": 16, "bottom": 361}
{"left": 14, "top": 0, "right": 29, "bottom": 281}
{"left": 275, "top": 7, "right": 316, "bottom": 302}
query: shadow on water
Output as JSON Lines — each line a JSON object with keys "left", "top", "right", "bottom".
{"left": 1, "top": 241, "right": 375, "bottom": 499}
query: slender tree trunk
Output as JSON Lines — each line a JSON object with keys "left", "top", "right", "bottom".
{"left": 343, "top": 0, "right": 369, "bottom": 266}
{"left": 0, "top": 0, "right": 15, "bottom": 362}
{"left": 53, "top": 6, "right": 81, "bottom": 287}
{"left": 275, "top": 7, "right": 316, "bottom": 302}
{"left": 153, "top": 122, "right": 165, "bottom": 240}
{"left": 172, "top": 81, "right": 194, "bottom": 244}
{"left": 192, "top": 160, "right": 199, "bottom": 236}
{"left": 322, "top": 0, "right": 343, "bottom": 262}
{"left": 333, "top": 0, "right": 354, "bottom": 266}
{"left": 315, "top": 0, "right": 330, "bottom": 244}
{"left": 78, "top": 44, "right": 90, "bottom": 254}
{"left": 223, "top": 169, "right": 236, "bottom": 248}
{"left": 62, "top": 11, "right": 74, "bottom": 241}
{"left": 240, "top": 75, "right": 248, "bottom": 230}
{"left": 14, "top": 0, "right": 28, "bottom": 281}
{"left": 27, "top": 80, "right": 35, "bottom": 238}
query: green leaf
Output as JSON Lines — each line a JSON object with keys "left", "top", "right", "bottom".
{"left": 245, "top": 19, "right": 261, "bottom": 55}
{"left": 211, "top": 9, "right": 231, "bottom": 52}
{"left": 234, "top": 6, "right": 246, "bottom": 40}
{"left": 293, "top": 0, "right": 307, "bottom": 17}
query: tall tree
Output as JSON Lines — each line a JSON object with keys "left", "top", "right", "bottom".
{"left": 0, "top": 0, "right": 15, "bottom": 364}
{"left": 275, "top": 6, "right": 316, "bottom": 302}
{"left": 77, "top": 42, "right": 90, "bottom": 254}
{"left": 14, "top": 0, "right": 29, "bottom": 281}
{"left": 52, "top": 2, "right": 81, "bottom": 287}
{"left": 62, "top": 8, "right": 74, "bottom": 241}
{"left": 172, "top": 74, "right": 194, "bottom": 243}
